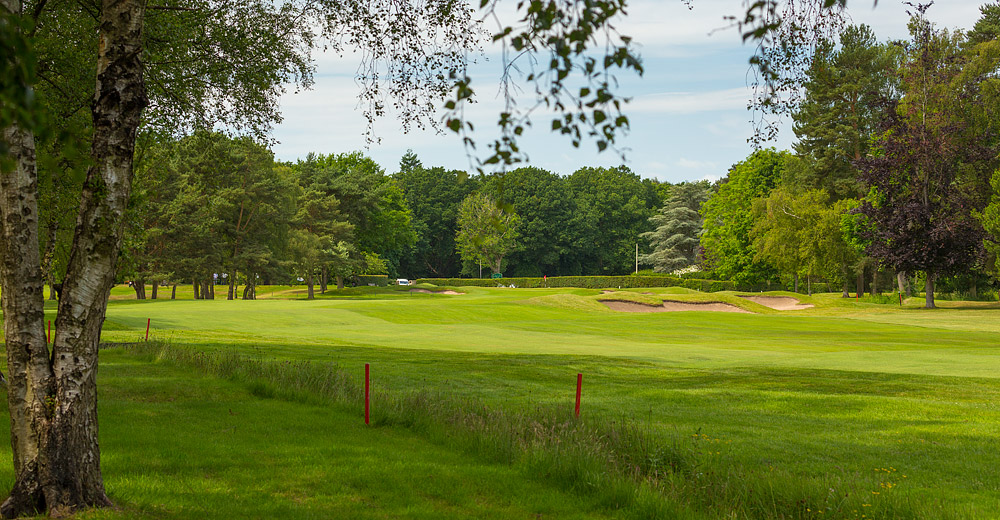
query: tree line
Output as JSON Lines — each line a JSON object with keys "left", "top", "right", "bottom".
{"left": 50, "top": 5, "right": 1000, "bottom": 309}
{"left": 43, "top": 139, "right": 676, "bottom": 298}
{"left": 695, "top": 9, "right": 1000, "bottom": 308}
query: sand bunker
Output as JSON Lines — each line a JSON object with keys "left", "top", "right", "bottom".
{"left": 409, "top": 288, "right": 464, "bottom": 295}
{"left": 600, "top": 300, "right": 751, "bottom": 313}
{"left": 737, "top": 295, "right": 813, "bottom": 310}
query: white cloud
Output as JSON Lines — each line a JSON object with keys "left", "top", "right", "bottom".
{"left": 676, "top": 158, "right": 718, "bottom": 170}
{"left": 630, "top": 87, "right": 749, "bottom": 114}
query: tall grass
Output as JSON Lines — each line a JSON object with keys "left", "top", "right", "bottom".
{"left": 116, "top": 341, "right": 925, "bottom": 519}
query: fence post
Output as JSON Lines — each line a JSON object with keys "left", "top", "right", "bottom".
{"left": 575, "top": 373, "right": 583, "bottom": 418}
{"left": 365, "top": 363, "right": 370, "bottom": 425}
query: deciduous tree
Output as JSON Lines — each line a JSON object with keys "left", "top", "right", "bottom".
{"left": 701, "top": 149, "right": 787, "bottom": 286}
{"left": 858, "top": 16, "right": 996, "bottom": 308}
{"left": 455, "top": 192, "right": 520, "bottom": 276}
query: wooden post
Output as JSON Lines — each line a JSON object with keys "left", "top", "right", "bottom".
{"left": 575, "top": 373, "right": 583, "bottom": 418}
{"left": 364, "top": 363, "right": 370, "bottom": 425}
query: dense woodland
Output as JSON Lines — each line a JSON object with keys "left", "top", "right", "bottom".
{"left": 31, "top": 9, "right": 1000, "bottom": 308}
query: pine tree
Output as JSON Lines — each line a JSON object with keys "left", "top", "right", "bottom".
{"left": 640, "top": 182, "right": 709, "bottom": 273}
{"left": 791, "top": 25, "right": 900, "bottom": 201}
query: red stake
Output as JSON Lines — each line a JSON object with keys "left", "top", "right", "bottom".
{"left": 145, "top": 318, "right": 151, "bottom": 341}
{"left": 364, "top": 363, "right": 371, "bottom": 425}
{"left": 575, "top": 373, "right": 583, "bottom": 418}
{"left": 899, "top": 293, "right": 903, "bottom": 306}
{"left": 47, "top": 320, "right": 51, "bottom": 344}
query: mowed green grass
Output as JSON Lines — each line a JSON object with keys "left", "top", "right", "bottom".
{"left": 0, "top": 349, "right": 614, "bottom": 519}
{"left": 10, "top": 285, "right": 1000, "bottom": 517}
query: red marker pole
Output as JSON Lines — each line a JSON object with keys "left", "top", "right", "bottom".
{"left": 575, "top": 373, "right": 583, "bottom": 418}
{"left": 47, "top": 320, "right": 51, "bottom": 344}
{"left": 145, "top": 318, "right": 151, "bottom": 341}
{"left": 364, "top": 363, "right": 370, "bottom": 425}
{"left": 899, "top": 293, "right": 903, "bottom": 306}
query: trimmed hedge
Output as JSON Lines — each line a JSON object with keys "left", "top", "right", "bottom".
{"left": 414, "top": 275, "right": 738, "bottom": 292}
{"left": 414, "top": 276, "right": 836, "bottom": 294}
{"left": 357, "top": 275, "right": 390, "bottom": 287}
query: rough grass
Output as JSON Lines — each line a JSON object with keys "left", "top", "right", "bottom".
{"left": 0, "top": 348, "right": 624, "bottom": 519}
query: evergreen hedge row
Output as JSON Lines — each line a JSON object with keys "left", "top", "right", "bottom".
{"left": 414, "top": 276, "right": 833, "bottom": 294}
{"left": 357, "top": 275, "right": 390, "bottom": 286}
{"left": 415, "top": 275, "right": 737, "bottom": 292}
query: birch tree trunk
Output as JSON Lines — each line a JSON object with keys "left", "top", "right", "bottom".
{"left": 0, "top": 119, "right": 56, "bottom": 518}
{"left": 1, "top": 0, "right": 147, "bottom": 515}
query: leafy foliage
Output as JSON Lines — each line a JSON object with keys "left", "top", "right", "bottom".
{"left": 700, "top": 149, "right": 787, "bottom": 285}
{"left": 857, "top": 17, "right": 997, "bottom": 306}
{"left": 482, "top": 167, "right": 580, "bottom": 277}
{"left": 394, "top": 151, "right": 479, "bottom": 278}
{"left": 448, "top": 0, "right": 642, "bottom": 167}
{"left": 565, "top": 165, "right": 656, "bottom": 274}
{"left": 978, "top": 169, "right": 1000, "bottom": 276}
{"left": 292, "top": 152, "right": 416, "bottom": 276}
{"left": 455, "top": 192, "right": 520, "bottom": 275}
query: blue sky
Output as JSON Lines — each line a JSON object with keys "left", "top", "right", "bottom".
{"left": 270, "top": 0, "right": 987, "bottom": 183}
